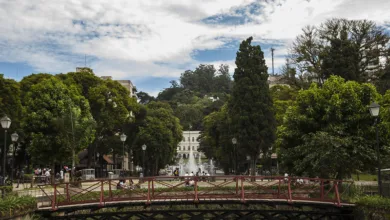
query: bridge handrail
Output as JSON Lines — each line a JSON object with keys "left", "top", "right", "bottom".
{"left": 38, "top": 175, "right": 353, "bottom": 210}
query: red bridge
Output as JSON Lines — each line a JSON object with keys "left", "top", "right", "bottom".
{"left": 35, "top": 176, "right": 356, "bottom": 219}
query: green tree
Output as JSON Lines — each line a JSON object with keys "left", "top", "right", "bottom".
{"left": 270, "top": 85, "right": 298, "bottom": 126}
{"left": 20, "top": 73, "right": 53, "bottom": 105}
{"left": 228, "top": 37, "right": 277, "bottom": 175}
{"left": 22, "top": 77, "right": 92, "bottom": 168}
{"left": 278, "top": 76, "right": 390, "bottom": 179}
{"left": 290, "top": 19, "right": 390, "bottom": 84}
{"left": 133, "top": 102, "right": 182, "bottom": 175}
{"left": 136, "top": 91, "right": 155, "bottom": 104}
{"left": 157, "top": 80, "right": 184, "bottom": 102}
{"left": 199, "top": 104, "right": 241, "bottom": 174}
{"left": 0, "top": 74, "right": 23, "bottom": 174}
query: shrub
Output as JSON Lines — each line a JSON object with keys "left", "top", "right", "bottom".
{"left": 0, "top": 195, "right": 36, "bottom": 218}
{"left": 354, "top": 196, "right": 390, "bottom": 219}
{"left": 0, "top": 186, "right": 13, "bottom": 194}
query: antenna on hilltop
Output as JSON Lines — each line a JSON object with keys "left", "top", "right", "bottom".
{"left": 270, "top": 47, "right": 275, "bottom": 75}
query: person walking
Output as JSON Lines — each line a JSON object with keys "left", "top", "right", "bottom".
{"left": 45, "top": 169, "right": 51, "bottom": 184}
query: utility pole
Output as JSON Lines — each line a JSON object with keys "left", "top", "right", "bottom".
{"left": 270, "top": 48, "right": 275, "bottom": 75}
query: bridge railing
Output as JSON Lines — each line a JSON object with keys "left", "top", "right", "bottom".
{"left": 36, "top": 176, "right": 353, "bottom": 210}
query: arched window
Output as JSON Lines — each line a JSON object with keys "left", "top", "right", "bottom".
{"left": 188, "top": 146, "right": 190, "bottom": 151}
{"left": 178, "top": 146, "right": 181, "bottom": 151}
{"left": 182, "top": 137, "right": 185, "bottom": 142}
{"left": 188, "top": 137, "right": 190, "bottom": 142}
{"left": 192, "top": 146, "right": 194, "bottom": 150}
{"left": 192, "top": 137, "right": 194, "bottom": 142}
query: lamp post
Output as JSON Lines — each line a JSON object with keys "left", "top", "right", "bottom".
{"left": 142, "top": 144, "right": 147, "bottom": 176}
{"left": 369, "top": 102, "right": 382, "bottom": 196}
{"left": 120, "top": 134, "right": 127, "bottom": 171}
{"left": 1, "top": 116, "right": 11, "bottom": 186}
{"left": 232, "top": 138, "right": 237, "bottom": 175}
{"left": 96, "top": 152, "right": 100, "bottom": 178}
{"left": 246, "top": 155, "right": 251, "bottom": 175}
{"left": 10, "top": 132, "right": 19, "bottom": 183}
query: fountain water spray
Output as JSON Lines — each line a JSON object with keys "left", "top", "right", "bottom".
{"left": 187, "top": 149, "right": 198, "bottom": 174}
{"left": 209, "top": 159, "right": 214, "bottom": 175}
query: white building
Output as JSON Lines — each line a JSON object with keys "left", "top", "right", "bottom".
{"left": 177, "top": 131, "right": 203, "bottom": 159}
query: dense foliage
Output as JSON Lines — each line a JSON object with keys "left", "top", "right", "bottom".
{"left": 278, "top": 76, "right": 390, "bottom": 178}
{"left": 0, "top": 68, "right": 181, "bottom": 176}
{"left": 0, "top": 195, "right": 36, "bottom": 218}
{"left": 286, "top": 18, "right": 390, "bottom": 87}
{"left": 133, "top": 102, "right": 182, "bottom": 175}
{"left": 228, "top": 37, "right": 277, "bottom": 175}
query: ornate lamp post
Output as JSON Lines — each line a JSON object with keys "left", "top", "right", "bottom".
{"left": 142, "top": 144, "right": 147, "bottom": 176}
{"left": 232, "top": 138, "right": 237, "bottom": 175}
{"left": 369, "top": 102, "right": 382, "bottom": 196}
{"left": 120, "top": 134, "right": 127, "bottom": 171}
{"left": 1, "top": 115, "right": 11, "bottom": 185}
{"left": 10, "top": 132, "right": 19, "bottom": 183}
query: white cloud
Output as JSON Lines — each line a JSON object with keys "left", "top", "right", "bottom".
{"left": 0, "top": 0, "right": 389, "bottom": 87}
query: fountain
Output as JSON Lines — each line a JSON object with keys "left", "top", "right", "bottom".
{"left": 198, "top": 154, "right": 204, "bottom": 173}
{"left": 186, "top": 149, "right": 198, "bottom": 174}
{"left": 209, "top": 159, "right": 215, "bottom": 175}
{"left": 173, "top": 152, "right": 214, "bottom": 176}
{"left": 178, "top": 157, "right": 185, "bottom": 176}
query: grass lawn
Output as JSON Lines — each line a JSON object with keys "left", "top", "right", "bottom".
{"left": 352, "top": 173, "right": 377, "bottom": 181}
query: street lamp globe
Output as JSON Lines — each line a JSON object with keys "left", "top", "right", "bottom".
{"left": 11, "top": 132, "right": 19, "bottom": 142}
{"left": 0, "top": 115, "right": 11, "bottom": 129}
{"left": 120, "top": 133, "right": 127, "bottom": 142}
{"left": 142, "top": 144, "right": 147, "bottom": 151}
{"left": 232, "top": 138, "right": 237, "bottom": 145}
{"left": 369, "top": 102, "right": 380, "bottom": 117}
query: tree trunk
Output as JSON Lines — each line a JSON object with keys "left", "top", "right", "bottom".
{"left": 87, "top": 145, "right": 92, "bottom": 168}
{"left": 72, "top": 149, "right": 75, "bottom": 172}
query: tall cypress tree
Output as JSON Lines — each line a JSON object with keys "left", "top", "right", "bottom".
{"left": 229, "top": 37, "right": 276, "bottom": 175}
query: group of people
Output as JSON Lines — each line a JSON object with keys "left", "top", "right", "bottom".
{"left": 184, "top": 171, "right": 210, "bottom": 187}
{"left": 34, "top": 166, "right": 75, "bottom": 184}
{"left": 116, "top": 179, "right": 134, "bottom": 190}
{"left": 34, "top": 168, "right": 52, "bottom": 184}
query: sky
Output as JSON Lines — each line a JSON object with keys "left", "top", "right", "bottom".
{"left": 0, "top": 0, "right": 390, "bottom": 97}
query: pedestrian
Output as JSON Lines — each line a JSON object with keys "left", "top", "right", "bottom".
{"left": 45, "top": 169, "right": 51, "bottom": 184}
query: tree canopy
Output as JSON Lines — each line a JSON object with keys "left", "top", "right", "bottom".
{"left": 278, "top": 76, "right": 390, "bottom": 178}
{"left": 228, "top": 37, "right": 277, "bottom": 174}
{"left": 289, "top": 19, "right": 390, "bottom": 85}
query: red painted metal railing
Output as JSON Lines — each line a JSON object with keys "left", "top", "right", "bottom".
{"left": 36, "top": 176, "right": 353, "bottom": 210}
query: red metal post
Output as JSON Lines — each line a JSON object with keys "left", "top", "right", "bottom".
{"left": 334, "top": 181, "right": 341, "bottom": 206}
{"left": 52, "top": 184, "right": 57, "bottom": 210}
{"left": 240, "top": 177, "right": 245, "bottom": 202}
{"left": 194, "top": 177, "right": 198, "bottom": 202}
{"left": 152, "top": 179, "right": 155, "bottom": 197}
{"left": 66, "top": 183, "right": 70, "bottom": 203}
{"left": 287, "top": 178, "right": 292, "bottom": 202}
{"left": 99, "top": 180, "right": 104, "bottom": 206}
{"left": 147, "top": 179, "right": 151, "bottom": 204}
{"left": 278, "top": 178, "right": 281, "bottom": 198}
{"left": 235, "top": 177, "right": 238, "bottom": 195}
{"left": 108, "top": 180, "right": 112, "bottom": 200}
{"left": 320, "top": 180, "right": 324, "bottom": 200}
